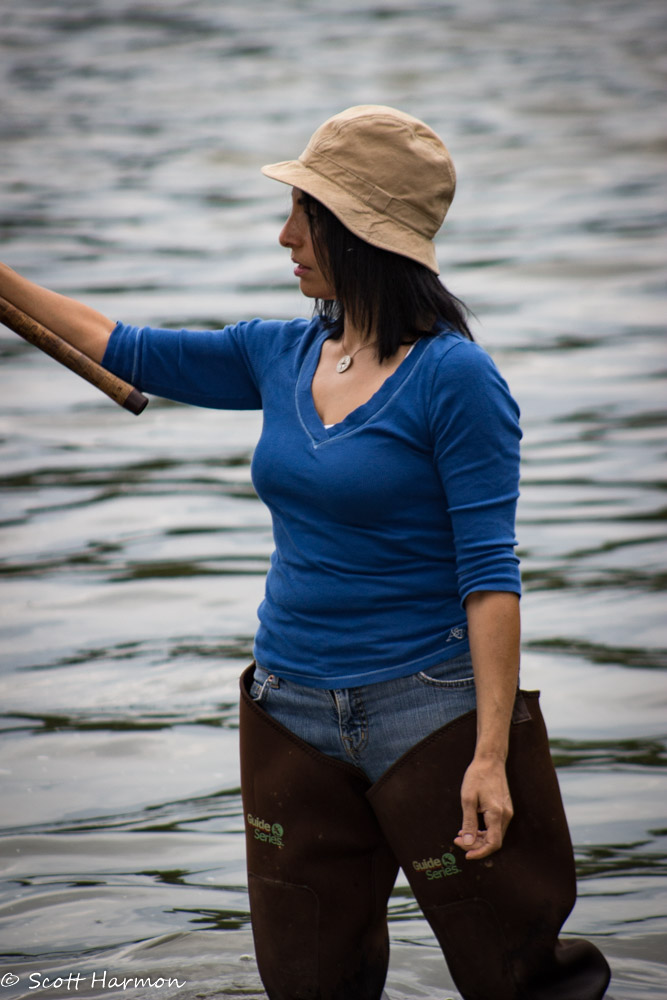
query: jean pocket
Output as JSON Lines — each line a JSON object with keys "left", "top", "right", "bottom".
{"left": 250, "top": 665, "right": 280, "bottom": 703}
{"left": 416, "top": 652, "right": 475, "bottom": 689}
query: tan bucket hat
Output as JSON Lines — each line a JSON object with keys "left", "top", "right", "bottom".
{"left": 261, "top": 105, "right": 456, "bottom": 274}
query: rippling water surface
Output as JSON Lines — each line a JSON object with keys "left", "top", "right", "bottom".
{"left": 1, "top": 1, "right": 666, "bottom": 997}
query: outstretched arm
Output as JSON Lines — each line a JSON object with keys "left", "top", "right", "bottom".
{"left": 0, "top": 263, "right": 114, "bottom": 363}
{"left": 454, "top": 590, "right": 520, "bottom": 860}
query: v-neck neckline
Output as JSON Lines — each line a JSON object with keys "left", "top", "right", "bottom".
{"left": 296, "top": 329, "right": 430, "bottom": 445}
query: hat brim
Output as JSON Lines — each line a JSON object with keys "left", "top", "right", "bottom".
{"left": 261, "top": 158, "right": 439, "bottom": 274}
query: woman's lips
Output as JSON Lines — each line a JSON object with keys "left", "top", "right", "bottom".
{"left": 293, "top": 261, "right": 311, "bottom": 277}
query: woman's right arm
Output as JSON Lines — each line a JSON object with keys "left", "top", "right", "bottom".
{"left": 0, "top": 263, "right": 114, "bottom": 363}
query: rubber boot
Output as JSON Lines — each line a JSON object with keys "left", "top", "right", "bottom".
{"left": 367, "top": 690, "right": 611, "bottom": 1000}
{"left": 239, "top": 665, "right": 400, "bottom": 1000}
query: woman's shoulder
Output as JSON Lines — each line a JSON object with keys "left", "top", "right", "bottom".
{"left": 229, "top": 314, "right": 320, "bottom": 359}
{"left": 422, "top": 326, "right": 519, "bottom": 419}
{"left": 229, "top": 314, "right": 313, "bottom": 343}
{"left": 425, "top": 326, "right": 499, "bottom": 379}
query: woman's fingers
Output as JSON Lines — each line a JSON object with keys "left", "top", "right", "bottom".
{"left": 453, "top": 759, "right": 513, "bottom": 860}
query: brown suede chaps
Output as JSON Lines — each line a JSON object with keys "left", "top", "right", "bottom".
{"left": 239, "top": 665, "right": 610, "bottom": 1000}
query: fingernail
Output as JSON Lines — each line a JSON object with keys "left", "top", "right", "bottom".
{"left": 463, "top": 834, "right": 474, "bottom": 846}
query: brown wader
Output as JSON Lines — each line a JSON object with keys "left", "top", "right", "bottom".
{"left": 239, "top": 666, "right": 610, "bottom": 1000}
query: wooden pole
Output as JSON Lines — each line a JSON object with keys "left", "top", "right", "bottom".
{"left": 0, "top": 295, "right": 148, "bottom": 415}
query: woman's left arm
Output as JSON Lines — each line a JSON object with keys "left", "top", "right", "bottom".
{"left": 454, "top": 589, "right": 520, "bottom": 860}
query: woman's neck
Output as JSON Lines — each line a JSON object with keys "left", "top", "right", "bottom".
{"left": 341, "top": 318, "right": 375, "bottom": 355}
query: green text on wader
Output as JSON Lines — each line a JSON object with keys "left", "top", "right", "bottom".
{"left": 412, "top": 852, "right": 461, "bottom": 880}
{"left": 247, "top": 813, "right": 285, "bottom": 848}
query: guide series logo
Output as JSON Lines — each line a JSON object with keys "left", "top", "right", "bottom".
{"left": 247, "top": 813, "right": 285, "bottom": 848}
{"left": 412, "top": 852, "right": 461, "bottom": 880}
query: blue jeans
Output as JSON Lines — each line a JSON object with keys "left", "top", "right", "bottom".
{"left": 250, "top": 652, "right": 477, "bottom": 783}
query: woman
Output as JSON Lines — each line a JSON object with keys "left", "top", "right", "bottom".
{"left": 1, "top": 106, "right": 609, "bottom": 1000}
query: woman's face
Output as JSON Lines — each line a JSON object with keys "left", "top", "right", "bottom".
{"left": 279, "top": 188, "right": 336, "bottom": 300}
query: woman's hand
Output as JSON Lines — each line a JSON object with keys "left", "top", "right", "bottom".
{"left": 454, "top": 755, "right": 513, "bottom": 860}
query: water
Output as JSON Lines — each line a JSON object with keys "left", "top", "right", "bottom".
{"left": 0, "top": 0, "right": 666, "bottom": 996}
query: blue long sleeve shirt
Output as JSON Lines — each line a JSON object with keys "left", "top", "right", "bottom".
{"left": 103, "top": 317, "right": 521, "bottom": 688}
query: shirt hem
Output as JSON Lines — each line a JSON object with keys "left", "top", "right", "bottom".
{"left": 253, "top": 635, "right": 471, "bottom": 689}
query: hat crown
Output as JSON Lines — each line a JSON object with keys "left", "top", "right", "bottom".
{"left": 300, "top": 105, "right": 455, "bottom": 238}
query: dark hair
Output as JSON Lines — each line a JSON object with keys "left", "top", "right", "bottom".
{"left": 300, "top": 192, "right": 473, "bottom": 361}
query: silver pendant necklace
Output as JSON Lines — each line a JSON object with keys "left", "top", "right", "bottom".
{"left": 336, "top": 338, "right": 376, "bottom": 374}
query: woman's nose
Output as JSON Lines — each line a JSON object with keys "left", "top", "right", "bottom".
{"left": 279, "top": 211, "right": 300, "bottom": 248}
